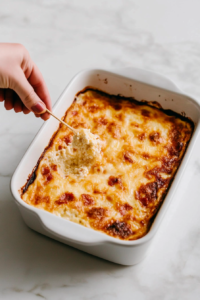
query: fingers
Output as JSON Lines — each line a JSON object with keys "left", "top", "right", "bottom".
{"left": 40, "top": 111, "right": 50, "bottom": 121}
{"left": 0, "top": 89, "right": 4, "bottom": 102}
{"left": 27, "top": 62, "right": 51, "bottom": 120}
{"left": 22, "top": 104, "right": 30, "bottom": 114}
{"left": 0, "top": 86, "right": 47, "bottom": 117}
{"left": 34, "top": 114, "right": 41, "bottom": 118}
{"left": 13, "top": 93, "right": 30, "bottom": 114}
{"left": 13, "top": 97, "right": 23, "bottom": 113}
{"left": 11, "top": 67, "right": 47, "bottom": 114}
{"left": 1, "top": 88, "right": 31, "bottom": 115}
{"left": 4, "top": 89, "right": 14, "bottom": 110}
{"left": 28, "top": 63, "right": 52, "bottom": 112}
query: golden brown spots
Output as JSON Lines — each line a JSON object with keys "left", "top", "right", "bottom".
{"left": 90, "top": 164, "right": 102, "bottom": 174}
{"left": 88, "top": 104, "right": 99, "bottom": 113}
{"left": 64, "top": 135, "right": 73, "bottom": 145}
{"left": 113, "top": 104, "right": 122, "bottom": 111}
{"left": 149, "top": 132, "right": 161, "bottom": 144}
{"left": 131, "top": 123, "right": 139, "bottom": 128}
{"left": 142, "top": 153, "right": 150, "bottom": 160}
{"left": 105, "top": 220, "right": 133, "bottom": 239}
{"left": 55, "top": 193, "right": 75, "bottom": 205}
{"left": 135, "top": 182, "right": 157, "bottom": 206}
{"left": 168, "top": 125, "right": 186, "bottom": 157}
{"left": 46, "top": 173, "right": 53, "bottom": 183}
{"left": 123, "top": 151, "right": 134, "bottom": 163}
{"left": 118, "top": 203, "right": 133, "bottom": 216}
{"left": 92, "top": 166, "right": 101, "bottom": 173}
{"left": 43, "top": 164, "right": 57, "bottom": 172}
{"left": 98, "top": 117, "right": 108, "bottom": 126}
{"left": 34, "top": 195, "right": 50, "bottom": 205}
{"left": 106, "top": 195, "right": 113, "bottom": 202}
{"left": 145, "top": 167, "right": 159, "bottom": 179}
{"left": 51, "top": 164, "right": 57, "bottom": 171}
{"left": 82, "top": 94, "right": 92, "bottom": 103}
{"left": 71, "top": 111, "right": 78, "bottom": 116}
{"left": 167, "top": 141, "right": 183, "bottom": 157}
{"left": 169, "top": 127, "right": 181, "bottom": 142}
{"left": 116, "top": 113, "right": 124, "bottom": 123}
{"left": 161, "top": 156, "right": 177, "bottom": 173}
{"left": 87, "top": 207, "right": 107, "bottom": 219}
{"left": 145, "top": 167, "right": 168, "bottom": 188}
{"left": 41, "top": 166, "right": 50, "bottom": 175}
{"left": 81, "top": 194, "right": 94, "bottom": 206}
{"left": 69, "top": 179, "right": 76, "bottom": 185}
{"left": 72, "top": 122, "right": 88, "bottom": 129}
{"left": 108, "top": 176, "right": 122, "bottom": 187}
{"left": 138, "top": 133, "right": 146, "bottom": 141}
{"left": 107, "top": 122, "right": 121, "bottom": 139}
{"left": 141, "top": 109, "right": 150, "bottom": 117}
{"left": 93, "top": 189, "right": 106, "bottom": 194}
{"left": 41, "top": 165, "right": 53, "bottom": 183}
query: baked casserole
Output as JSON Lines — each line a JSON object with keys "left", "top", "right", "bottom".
{"left": 21, "top": 89, "right": 193, "bottom": 240}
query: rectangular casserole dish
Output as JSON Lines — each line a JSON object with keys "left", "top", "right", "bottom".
{"left": 11, "top": 68, "right": 200, "bottom": 265}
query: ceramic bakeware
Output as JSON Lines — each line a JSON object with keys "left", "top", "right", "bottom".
{"left": 11, "top": 68, "right": 200, "bottom": 265}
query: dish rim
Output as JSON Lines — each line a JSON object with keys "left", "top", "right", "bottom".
{"left": 10, "top": 67, "right": 200, "bottom": 246}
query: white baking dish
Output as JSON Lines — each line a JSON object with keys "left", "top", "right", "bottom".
{"left": 11, "top": 68, "right": 200, "bottom": 265}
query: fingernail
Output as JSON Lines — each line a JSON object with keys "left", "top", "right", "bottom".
{"left": 31, "top": 102, "right": 46, "bottom": 114}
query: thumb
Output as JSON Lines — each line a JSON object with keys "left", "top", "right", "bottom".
{"left": 11, "top": 69, "right": 46, "bottom": 114}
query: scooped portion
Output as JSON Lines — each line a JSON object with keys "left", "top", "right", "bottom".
{"left": 47, "top": 128, "right": 102, "bottom": 177}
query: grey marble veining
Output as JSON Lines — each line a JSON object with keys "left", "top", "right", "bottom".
{"left": 0, "top": 0, "right": 200, "bottom": 299}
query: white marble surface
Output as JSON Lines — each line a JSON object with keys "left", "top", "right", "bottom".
{"left": 0, "top": 0, "right": 200, "bottom": 299}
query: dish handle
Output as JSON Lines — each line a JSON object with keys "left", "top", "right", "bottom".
{"left": 39, "top": 211, "right": 110, "bottom": 246}
{"left": 112, "top": 67, "right": 182, "bottom": 94}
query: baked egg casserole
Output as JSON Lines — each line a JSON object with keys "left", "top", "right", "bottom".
{"left": 21, "top": 89, "right": 193, "bottom": 240}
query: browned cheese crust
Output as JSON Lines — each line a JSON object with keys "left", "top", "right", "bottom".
{"left": 21, "top": 89, "right": 193, "bottom": 240}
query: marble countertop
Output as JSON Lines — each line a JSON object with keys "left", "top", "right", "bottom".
{"left": 0, "top": 0, "right": 200, "bottom": 299}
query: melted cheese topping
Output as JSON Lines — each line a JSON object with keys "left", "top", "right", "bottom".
{"left": 21, "top": 89, "right": 193, "bottom": 240}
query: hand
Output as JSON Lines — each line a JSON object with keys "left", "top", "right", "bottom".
{"left": 0, "top": 43, "right": 51, "bottom": 120}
